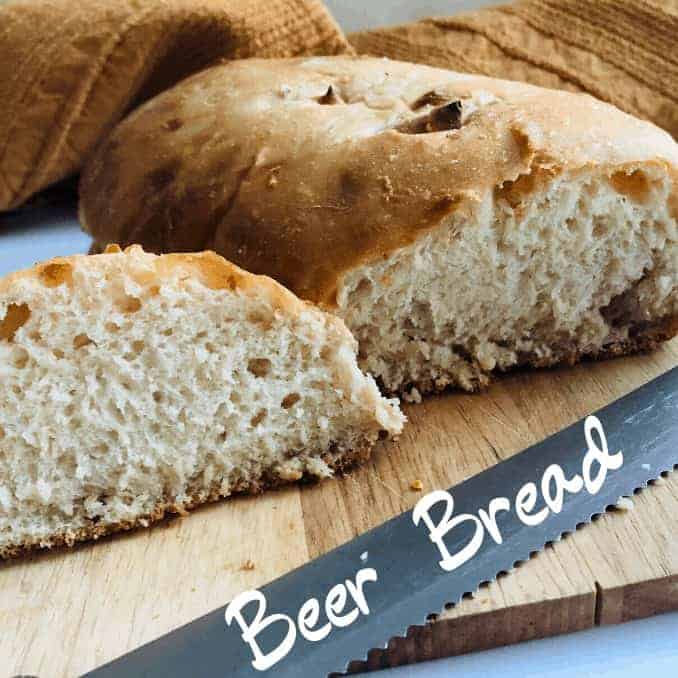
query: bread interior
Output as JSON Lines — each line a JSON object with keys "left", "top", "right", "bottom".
{"left": 337, "top": 167, "right": 677, "bottom": 398}
{"left": 0, "top": 253, "right": 402, "bottom": 554}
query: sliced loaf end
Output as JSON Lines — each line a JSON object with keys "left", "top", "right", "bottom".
{"left": 336, "top": 164, "right": 678, "bottom": 398}
{"left": 0, "top": 246, "right": 404, "bottom": 558}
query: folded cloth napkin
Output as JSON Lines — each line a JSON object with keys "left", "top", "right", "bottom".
{"left": 351, "top": 0, "right": 678, "bottom": 139}
{"left": 0, "top": 0, "right": 348, "bottom": 211}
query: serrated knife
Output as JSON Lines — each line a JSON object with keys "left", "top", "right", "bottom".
{"left": 85, "top": 367, "right": 678, "bottom": 677}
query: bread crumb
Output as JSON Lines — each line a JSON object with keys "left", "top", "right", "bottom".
{"left": 241, "top": 559, "right": 255, "bottom": 571}
{"left": 278, "top": 467, "right": 303, "bottom": 481}
{"left": 360, "top": 551, "right": 368, "bottom": 562}
{"left": 615, "top": 497, "right": 634, "bottom": 511}
{"left": 403, "top": 387, "right": 422, "bottom": 404}
{"left": 410, "top": 479, "right": 424, "bottom": 491}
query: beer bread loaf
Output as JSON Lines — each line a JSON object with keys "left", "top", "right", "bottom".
{"left": 80, "top": 57, "right": 678, "bottom": 398}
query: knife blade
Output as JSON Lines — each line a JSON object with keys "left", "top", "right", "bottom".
{"left": 85, "top": 367, "right": 678, "bottom": 678}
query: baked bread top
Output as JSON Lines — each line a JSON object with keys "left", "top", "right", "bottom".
{"left": 80, "top": 56, "right": 678, "bottom": 305}
{"left": 0, "top": 244, "right": 309, "bottom": 319}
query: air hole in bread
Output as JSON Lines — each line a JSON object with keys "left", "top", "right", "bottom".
{"left": 248, "top": 358, "right": 271, "bottom": 377}
{"left": 117, "top": 296, "right": 142, "bottom": 314}
{"left": 248, "top": 312, "right": 273, "bottom": 329}
{"left": 355, "top": 277, "right": 373, "bottom": 296}
{"left": 53, "top": 348, "right": 65, "bottom": 360}
{"left": 132, "top": 340, "right": 145, "bottom": 354}
{"left": 0, "top": 303, "right": 31, "bottom": 341}
{"left": 610, "top": 169, "right": 652, "bottom": 204}
{"left": 411, "top": 90, "right": 450, "bottom": 110}
{"left": 593, "top": 218, "right": 611, "bottom": 238}
{"left": 152, "top": 391, "right": 163, "bottom": 403}
{"left": 12, "top": 348, "right": 29, "bottom": 369}
{"left": 281, "top": 393, "right": 300, "bottom": 409}
{"left": 73, "top": 334, "right": 94, "bottom": 349}
{"left": 250, "top": 409, "right": 267, "bottom": 427}
{"left": 315, "top": 85, "right": 342, "bottom": 105}
{"left": 39, "top": 262, "right": 73, "bottom": 288}
{"left": 496, "top": 168, "right": 558, "bottom": 209}
{"left": 105, "top": 322, "right": 120, "bottom": 333}
{"left": 396, "top": 101, "right": 462, "bottom": 134}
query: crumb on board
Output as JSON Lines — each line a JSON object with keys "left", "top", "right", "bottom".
{"left": 403, "top": 387, "right": 422, "bottom": 404}
{"left": 615, "top": 497, "right": 634, "bottom": 511}
{"left": 410, "top": 479, "right": 424, "bottom": 492}
{"left": 360, "top": 551, "right": 368, "bottom": 562}
{"left": 241, "top": 559, "right": 256, "bottom": 571}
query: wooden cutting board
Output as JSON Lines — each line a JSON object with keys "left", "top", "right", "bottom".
{"left": 3, "top": 340, "right": 677, "bottom": 676}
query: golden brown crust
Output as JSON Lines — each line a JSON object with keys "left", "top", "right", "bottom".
{"left": 80, "top": 56, "right": 678, "bottom": 305}
{"left": 0, "top": 0, "right": 349, "bottom": 211}
{"left": 0, "top": 439, "right": 375, "bottom": 560}
{"left": 0, "top": 244, "right": 340, "bottom": 332}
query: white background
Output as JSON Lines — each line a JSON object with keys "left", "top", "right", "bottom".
{"left": 0, "top": 1, "right": 676, "bottom": 676}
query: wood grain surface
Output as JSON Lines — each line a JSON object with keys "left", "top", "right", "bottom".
{"left": 2, "top": 340, "right": 677, "bottom": 676}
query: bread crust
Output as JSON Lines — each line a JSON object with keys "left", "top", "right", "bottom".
{"left": 80, "top": 56, "right": 678, "bottom": 305}
{"left": 0, "top": 439, "right": 374, "bottom": 560}
{"left": 0, "top": 244, "right": 337, "bottom": 332}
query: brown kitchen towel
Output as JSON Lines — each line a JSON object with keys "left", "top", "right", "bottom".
{"left": 0, "top": 0, "right": 349, "bottom": 211}
{"left": 350, "top": 0, "right": 678, "bottom": 139}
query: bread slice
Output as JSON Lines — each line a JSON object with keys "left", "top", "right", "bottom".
{"left": 80, "top": 56, "right": 678, "bottom": 398}
{"left": 0, "top": 246, "right": 404, "bottom": 558}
